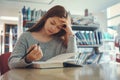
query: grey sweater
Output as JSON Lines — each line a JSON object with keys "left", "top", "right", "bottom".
{"left": 8, "top": 32, "right": 77, "bottom": 69}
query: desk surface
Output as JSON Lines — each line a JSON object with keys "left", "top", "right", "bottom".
{"left": 1, "top": 63, "right": 120, "bottom": 80}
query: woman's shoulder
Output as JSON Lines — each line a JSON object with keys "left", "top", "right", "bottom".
{"left": 18, "top": 31, "right": 32, "bottom": 39}
{"left": 20, "top": 31, "right": 30, "bottom": 36}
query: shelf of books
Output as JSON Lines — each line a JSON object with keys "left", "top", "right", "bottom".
{"left": 4, "top": 24, "right": 17, "bottom": 52}
{"left": 21, "top": 6, "right": 46, "bottom": 31}
{"left": 23, "top": 21, "right": 36, "bottom": 31}
{"left": 73, "top": 25, "right": 102, "bottom": 46}
{"left": 72, "top": 24, "right": 103, "bottom": 65}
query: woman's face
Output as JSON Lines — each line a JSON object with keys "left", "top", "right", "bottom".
{"left": 44, "top": 17, "right": 66, "bottom": 36}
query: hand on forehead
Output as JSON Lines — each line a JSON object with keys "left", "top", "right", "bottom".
{"left": 51, "top": 17, "right": 66, "bottom": 22}
{"left": 50, "top": 17, "right": 67, "bottom": 26}
{"left": 58, "top": 16, "right": 71, "bottom": 25}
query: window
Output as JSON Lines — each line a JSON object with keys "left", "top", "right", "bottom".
{"left": 107, "top": 3, "right": 120, "bottom": 37}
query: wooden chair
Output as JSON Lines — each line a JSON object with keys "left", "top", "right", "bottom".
{"left": 0, "top": 52, "right": 11, "bottom": 75}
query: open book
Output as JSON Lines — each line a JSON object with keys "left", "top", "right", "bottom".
{"left": 31, "top": 53, "right": 82, "bottom": 69}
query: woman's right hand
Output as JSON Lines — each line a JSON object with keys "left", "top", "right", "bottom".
{"left": 25, "top": 44, "right": 43, "bottom": 62}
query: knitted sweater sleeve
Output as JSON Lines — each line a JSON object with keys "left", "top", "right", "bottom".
{"left": 8, "top": 33, "right": 32, "bottom": 69}
{"left": 66, "top": 35, "right": 77, "bottom": 53}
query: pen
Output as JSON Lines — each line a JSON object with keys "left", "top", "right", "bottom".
{"left": 21, "top": 43, "right": 40, "bottom": 59}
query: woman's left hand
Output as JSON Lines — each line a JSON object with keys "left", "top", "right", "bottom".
{"left": 59, "top": 16, "right": 74, "bottom": 36}
{"left": 59, "top": 16, "right": 74, "bottom": 46}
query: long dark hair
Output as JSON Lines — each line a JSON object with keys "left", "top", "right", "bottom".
{"left": 28, "top": 5, "right": 68, "bottom": 37}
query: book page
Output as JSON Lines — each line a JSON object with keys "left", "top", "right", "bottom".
{"left": 46, "top": 53, "right": 76, "bottom": 62}
{"left": 31, "top": 53, "right": 76, "bottom": 69}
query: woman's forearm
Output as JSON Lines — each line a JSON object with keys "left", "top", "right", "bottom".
{"left": 64, "top": 29, "right": 74, "bottom": 47}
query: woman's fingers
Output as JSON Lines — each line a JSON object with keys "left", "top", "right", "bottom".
{"left": 33, "top": 46, "right": 43, "bottom": 60}
{"left": 27, "top": 44, "right": 36, "bottom": 52}
{"left": 35, "top": 51, "right": 43, "bottom": 60}
{"left": 59, "top": 17, "right": 71, "bottom": 24}
{"left": 59, "top": 17, "right": 73, "bottom": 36}
{"left": 30, "top": 45, "right": 38, "bottom": 54}
{"left": 31, "top": 45, "right": 43, "bottom": 57}
{"left": 26, "top": 44, "right": 43, "bottom": 61}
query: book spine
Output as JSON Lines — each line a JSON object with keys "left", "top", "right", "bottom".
{"left": 22, "top": 6, "right": 27, "bottom": 21}
{"left": 98, "top": 31, "right": 102, "bottom": 45}
{"left": 27, "top": 7, "right": 31, "bottom": 21}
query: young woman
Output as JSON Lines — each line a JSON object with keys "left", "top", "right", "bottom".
{"left": 8, "top": 5, "right": 77, "bottom": 69}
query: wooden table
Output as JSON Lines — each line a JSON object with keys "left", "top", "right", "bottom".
{"left": 1, "top": 63, "right": 120, "bottom": 80}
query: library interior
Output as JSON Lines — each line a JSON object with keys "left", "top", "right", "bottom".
{"left": 0, "top": 0, "right": 120, "bottom": 80}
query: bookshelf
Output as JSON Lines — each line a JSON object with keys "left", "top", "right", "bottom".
{"left": 72, "top": 25, "right": 103, "bottom": 65}
{"left": 21, "top": 6, "right": 46, "bottom": 31}
{"left": 72, "top": 25, "right": 102, "bottom": 46}
{"left": 23, "top": 21, "right": 36, "bottom": 31}
{"left": 4, "top": 24, "right": 17, "bottom": 52}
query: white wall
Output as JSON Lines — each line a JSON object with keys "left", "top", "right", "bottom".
{"left": 93, "top": 11, "right": 108, "bottom": 32}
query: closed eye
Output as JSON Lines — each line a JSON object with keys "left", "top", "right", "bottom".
{"left": 50, "top": 22, "right": 55, "bottom": 25}
{"left": 51, "top": 20, "right": 56, "bottom": 25}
